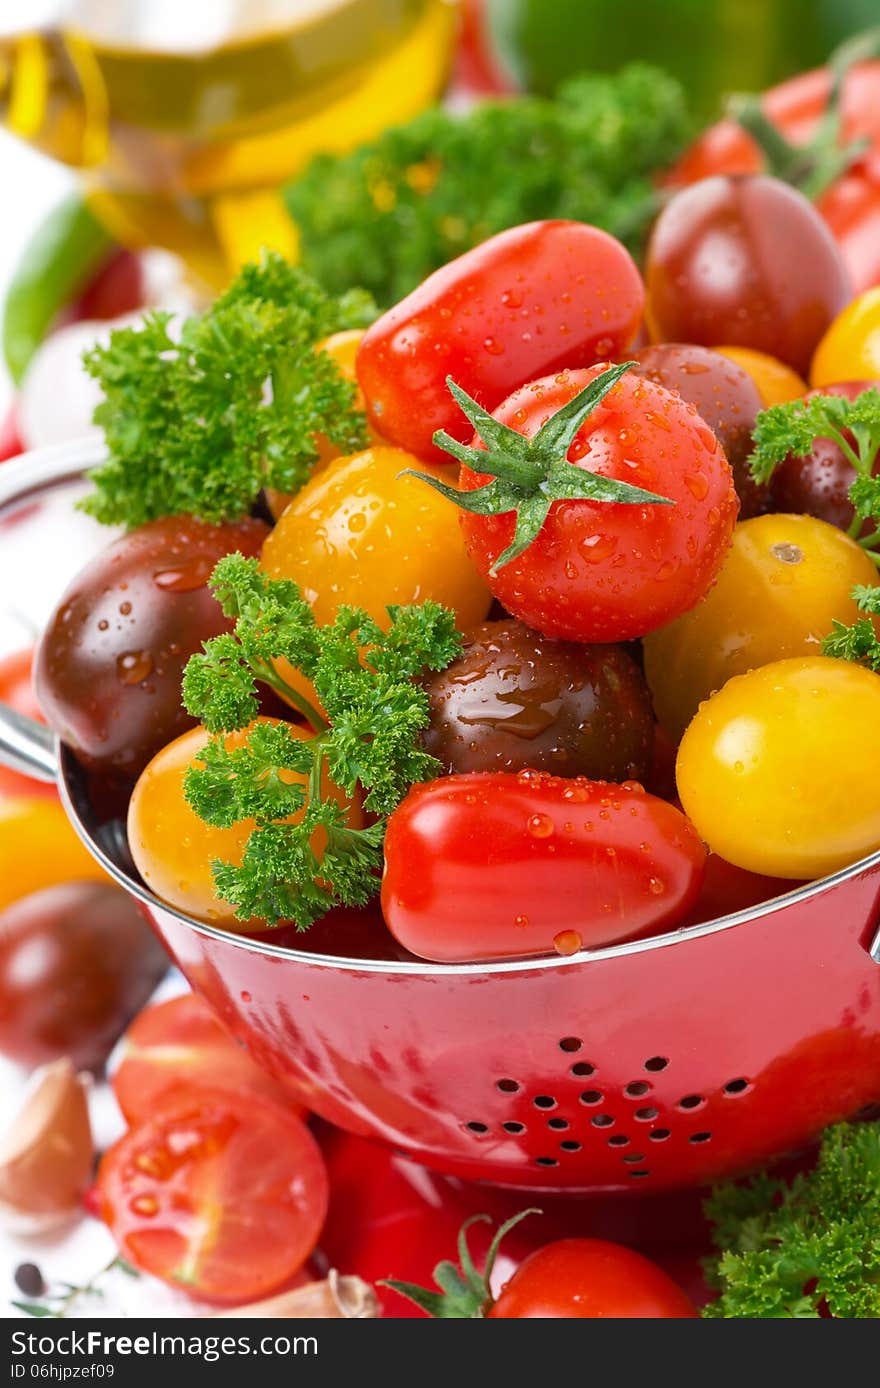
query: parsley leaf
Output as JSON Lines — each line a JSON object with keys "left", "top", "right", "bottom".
{"left": 285, "top": 65, "right": 691, "bottom": 306}
{"left": 704, "top": 1122, "right": 880, "bottom": 1317}
{"left": 80, "top": 253, "right": 376, "bottom": 529}
{"left": 181, "top": 555, "right": 460, "bottom": 928}
{"left": 823, "top": 583, "right": 880, "bottom": 671}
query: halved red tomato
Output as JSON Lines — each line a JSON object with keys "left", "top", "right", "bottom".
{"left": 98, "top": 1089, "right": 328, "bottom": 1302}
{"left": 111, "top": 993, "right": 304, "bottom": 1124}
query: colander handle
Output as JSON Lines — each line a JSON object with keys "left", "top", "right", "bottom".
{"left": 872, "top": 916, "right": 880, "bottom": 966}
{"left": 0, "top": 704, "right": 58, "bottom": 784}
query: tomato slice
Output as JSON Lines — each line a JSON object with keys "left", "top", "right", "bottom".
{"left": 98, "top": 1090, "right": 328, "bottom": 1302}
{"left": 111, "top": 993, "right": 304, "bottom": 1124}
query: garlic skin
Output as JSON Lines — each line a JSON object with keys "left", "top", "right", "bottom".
{"left": 0, "top": 1059, "right": 94, "bottom": 1234}
{"left": 214, "top": 1271, "right": 380, "bottom": 1319}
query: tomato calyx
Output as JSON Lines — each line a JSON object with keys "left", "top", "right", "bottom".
{"left": 381, "top": 1209, "right": 539, "bottom": 1318}
{"left": 727, "top": 28, "right": 880, "bottom": 201}
{"left": 403, "top": 364, "right": 673, "bottom": 572}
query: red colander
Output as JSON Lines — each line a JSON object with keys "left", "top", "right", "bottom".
{"left": 2, "top": 443, "right": 880, "bottom": 1195}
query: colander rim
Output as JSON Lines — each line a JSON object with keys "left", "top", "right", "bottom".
{"left": 3, "top": 437, "right": 879, "bottom": 978}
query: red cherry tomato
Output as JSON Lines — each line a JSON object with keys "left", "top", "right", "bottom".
{"left": 456, "top": 366, "right": 737, "bottom": 642}
{"left": 98, "top": 1089, "right": 328, "bottom": 1302}
{"left": 112, "top": 992, "right": 305, "bottom": 1124}
{"left": 71, "top": 250, "right": 144, "bottom": 323}
{"left": 487, "top": 1238, "right": 697, "bottom": 1318}
{"left": 672, "top": 60, "right": 880, "bottom": 295}
{"left": 382, "top": 771, "right": 706, "bottom": 963}
{"left": 0, "top": 648, "right": 55, "bottom": 801}
{"left": 646, "top": 175, "right": 851, "bottom": 376}
{"left": 356, "top": 220, "right": 644, "bottom": 464}
{"left": 0, "top": 405, "right": 22, "bottom": 463}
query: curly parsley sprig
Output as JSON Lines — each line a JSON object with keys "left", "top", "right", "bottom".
{"left": 81, "top": 253, "right": 376, "bottom": 529}
{"left": 749, "top": 387, "right": 880, "bottom": 561}
{"left": 181, "top": 555, "right": 460, "bottom": 928}
{"left": 822, "top": 583, "right": 880, "bottom": 670}
{"left": 703, "top": 1121, "right": 880, "bottom": 1318}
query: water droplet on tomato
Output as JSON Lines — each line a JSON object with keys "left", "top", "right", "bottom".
{"left": 685, "top": 472, "right": 709, "bottom": 500}
{"left": 116, "top": 650, "right": 153, "bottom": 685}
{"left": 130, "top": 1194, "right": 159, "bottom": 1217}
{"left": 647, "top": 877, "right": 666, "bottom": 895}
{"left": 527, "top": 813, "right": 554, "bottom": 839}
{"left": 553, "top": 929, "right": 582, "bottom": 956}
{"left": 514, "top": 914, "right": 529, "bottom": 928}
{"left": 153, "top": 555, "right": 216, "bottom": 592}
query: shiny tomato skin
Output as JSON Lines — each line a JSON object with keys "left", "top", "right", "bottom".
{"left": 643, "top": 513, "right": 878, "bottom": 741}
{"left": 0, "top": 881, "right": 167, "bottom": 1072}
{"left": 423, "top": 619, "right": 654, "bottom": 782}
{"left": 98, "top": 1089, "right": 328, "bottom": 1302}
{"left": 35, "top": 514, "right": 268, "bottom": 779}
{"left": 0, "top": 648, "right": 55, "bottom": 801}
{"left": 677, "top": 656, "right": 880, "bottom": 879}
{"left": 458, "top": 367, "right": 737, "bottom": 642}
{"left": 111, "top": 992, "right": 303, "bottom": 1124}
{"left": 631, "top": 343, "right": 767, "bottom": 517}
{"left": 646, "top": 175, "right": 852, "bottom": 376}
{"left": 488, "top": 1239, "right": 697, "bottom": 1318}
{"left": 768, "top": 380, "right": 880, "bottom": 534}
{"left": 672, "top": 61, "right": 880, "bottom": 294}
{"left": 356, "top": 220, "right": 644, "bottom": 464}
{"left": 810, "top": 287, "right": 880, "bottom": 386}
{"left": 713, "top": 346, "right": 807, "bottom": 406}
{"left": 381, "top": 771, "right": 706, "bottom": 963}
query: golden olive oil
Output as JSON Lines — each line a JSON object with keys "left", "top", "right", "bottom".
{"left": 0, "top": 1, "right": 457, "bottom": 285}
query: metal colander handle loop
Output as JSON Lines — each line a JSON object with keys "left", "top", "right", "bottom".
{"left": 0, "top": 705, "right": 57, "bottom": 783}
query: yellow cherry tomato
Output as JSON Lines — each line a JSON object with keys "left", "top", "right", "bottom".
{"left": 714, "top": 346, "right": 807, "bottom": 405}
{"left": 261, "top": 445, "right": 492, "bottom": 629}
{"left": 127, "top": 720, "right": 357, "bottom": 929}
{"left": 266, "top": 329, "right": 380, "bottom": 520}
{"left": 644, "top": 514, "right": 879, "bottom": 740}
{"left": 810, "top": 287, "right": 880, "bottom": 387}
{"left": 677, "top": 656, "right": 880, "bottom": 879}
{"left": 0, "top": 797, "right": 107, "bottom": 912}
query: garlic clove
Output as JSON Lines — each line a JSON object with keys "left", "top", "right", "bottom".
{"left": 0, "top": 1058, "right": 94, "bottom": 1234}
{"left": 213, "top": 1271, "right": 380, "bottom": 1319}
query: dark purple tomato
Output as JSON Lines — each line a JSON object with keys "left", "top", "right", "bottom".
{"left": 769, "top": 380, "right": 880, "bottom": 535}
{"left": 645, "top": 175, "right": 852, "bottom": 376}
{"left": 0, "top": 881, "right": 168, "bottom": 1071}
{"left": 35, "top": 515, "right": 268, "bottom": 777}
{"left": 632, "top": 343, "right": 765, "bottom": 518}
{"left": 422, "top": 619, "right": 654, "bottom": 782}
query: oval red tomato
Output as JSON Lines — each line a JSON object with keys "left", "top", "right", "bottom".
{"left": 98, "top": 1089, "right": 328, "bottom": 1302}
{"left": 381, "top": 771, "right": 706, "bottom": 963}
{"left": 111, "top": 992, "right": 305, "bottom": 1124}
{"left": 356, "top": 220, "right": 644, "bottom": 463}
{"left": 487, "top": 1238, "right": 697, "bottom": 1318}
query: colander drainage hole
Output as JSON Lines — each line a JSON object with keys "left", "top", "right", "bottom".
{"left": 689, "top": 1131, "right": 712, "bottom": 1144}
{"left": 644, "top": 1056, "right": 669, "bottom": 1072}
{"left": 649, "top": 1128, "right": 671, "bottom": 1142}
{"left": 570, "top": 1062, "right": 596, "bottom": 1077}
{"left": 533, "top": 1095, "right": 557, "bottom": 1110}
{"left": 625, "top": 1081, "right": 651, "bottom": 1098}
{"left": 677, "top": 1094, "right": 705, "bottom": 1111}
{"left": 635, "top": 1106, "right": 659, "bottom": 1122}
{"left": 496, "top": 1078, "right": 521, "bottom": 1094}
{"left": 591, "top": 1114, "right": 614, "bottom": 1128}
{"left": 622, "top": 1153, "right": 645, "bottom": 1164}
{"left": 465, "top": 1121, "right": 489, "bottom": 1134}
{"left": 560, "top": 1140, "right": 581, "bottom": 1152}
{"left": 723, "top": 1078, "right": 750, "bottom": 1096}
{"left": 607, "top": 1135, "right": 629, "bottom": 1147}
{"left": 547, "top": 1117, "right": 569, "bottom": 1130}
{"left": 579, "top": 1090, "right": 603, "bottom": 1106}
{"left": 559, "top": 1037, "right": 583, "bottom": 1052}
{"left": 535, "top": 1157, "right": 558, "bottom": 1167}
{"left": 628, "top": 1169, "right": 651, "bottom": 1179}
{"left": 503, "top": 1121, "right": 525, "bottom": 1134}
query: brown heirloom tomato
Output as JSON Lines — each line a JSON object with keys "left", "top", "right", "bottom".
{"left": 35, "top": 515, "right": 268, "bottom": 778}
{"left": 768, "top": 380, "right": 880, "bottom": 536}
{"left": 423, "top": 619, "right": 654, "bottom": 782}
{"left": 632, "top": 343, "right": 767, "bottom": 517}
{"left": 645, "top": 175, "right": 851, "bottom": 376}
{"left": 0, "top": 881, "right": 167, "bottom": 1072}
